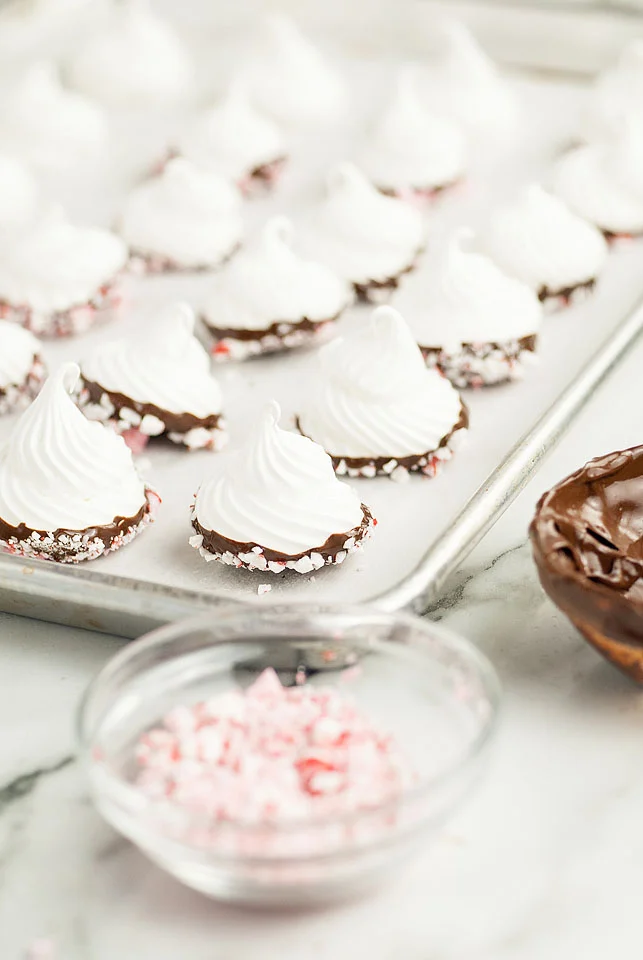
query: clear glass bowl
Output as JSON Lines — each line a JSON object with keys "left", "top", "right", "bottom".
{"left": 77, "top": 604, "right": 500, "bottom": 906}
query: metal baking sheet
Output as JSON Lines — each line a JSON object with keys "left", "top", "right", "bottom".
{"left": 1, "top": 17, "right": 643, "bottom": 636}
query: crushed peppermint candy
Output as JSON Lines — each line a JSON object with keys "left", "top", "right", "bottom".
{"left": 134, "top": 668, "right": 414, "bottom": 825}
{"left": 257, "top": 583, "right": 272, "bottom": 596}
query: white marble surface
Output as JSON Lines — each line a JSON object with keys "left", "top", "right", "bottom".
{"left": 2, "top": 332, "right": 643, "bottom": 959}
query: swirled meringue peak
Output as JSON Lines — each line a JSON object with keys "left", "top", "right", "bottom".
{"left": 0, "top": 321, "right": 45, "bottom": 415}
{"left": 297, "top": 306, "right": 467, "bottom": 480}
{"left": 174, "top": 83, "right": 287, "bottom": 192}
{"left": 79, "top": 302, "right": 226, "bottom": 452}
{"left": 0, "top": 61, "right": 108, "bottom": 171}
{"left": 67, "top": 0, "right": 193, "bottom": 108}
{"left": 395, "top": 229, "right": 542, "bottom": 387}
{"left": 360, "top": 66, "right": 467, "bottom": 198}
{"left": 0, "top": 205, "right": 127, "bottom": 336}
{"left": 0, "top": 363, "right": 154, "bottom": 562}
{"left": 484, "top": 184, "right": 608, "bottom": 308}
{"left": 191, "top": 401, "right": 372, "bottom": 573}
{"left": 553, "top": 121, "right": 643, "bottom": 238}
{"left": 202, "top": 216, "right": 353, "bottom": 361}
{"left": 0, "top": 154, "right": 39, "bottom": 232}
{"left": 584, "top": 41, "right": 643, "bottom": 142}
{"left": 241, "top": 14, "right": 347, "bottom": 128}
{"left": 422, "top": 20, "right": 517, "bottom": 139}
{"left": 120, "top": 158, "right": 244, "bottom": 273}
{"left": 303, "top": 162, "right": 425, "bottom": 300}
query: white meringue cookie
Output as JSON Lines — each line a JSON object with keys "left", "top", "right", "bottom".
{"left": 297, "top": 306, "right": 464, "bottom": 468}
{"left": 303, "top": 162, "right": 425, "bottom": 294}
{"left": 584, "top": 41, "right": 643, "bottom": 143}
{"left": 175, "top": 84, "right": 287, "bottom": 187}
{"left": 483, "top": 184, "right": 608, "bottom": 296}
{"left": 67, "top": 0, "right": 193, "bottom": 108}
{"left": 421, "top": 20, "right": 517, "bottom": 139}
{"left": 80, "top": 303, "right": 225, "bottom": 447}
{"left": 0, "top": 155, "right": 39, "bottom": 231}
{"left": 119, "top": 158, "right": 243, "bottom": 270}
{"left": 0, "top": 61, "right": 107, "bottom": 171}
{"left": 0, "top": 205, "right": 127, "bottom": 316}
{"left": 202, "top": 216, "right": 352, "bottom": 341}
{"left": 360, "top": 67, "right": 467, "bottom": 195}
{"left": 396, "top": 228, "right": 542, "bottom": 351}
{"left": 0, "top": 363, "right": 148, "bottom": 532}
{"left": 241, "top": 14, "right": 346, "bottom": 128}
{"left": 193, "top": 401, "right": 367, "bottom": 560}
{"left": 553, "top": 123, "right": 643, "bottom": 237}
{"left": 0, "top": 322, "right": 41, "bottom": 390}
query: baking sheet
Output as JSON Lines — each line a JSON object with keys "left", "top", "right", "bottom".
{"left": 1, "top": 57, "right": 643, "bottom": 621}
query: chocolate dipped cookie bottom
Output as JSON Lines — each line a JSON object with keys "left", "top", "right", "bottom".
{"left": 79, "top": 377, "right": 227, "bottom": 452}
{"left": 297, "top": 401, "right": 469, "bottom": 481}
{"left": 538, "top": 277, "right": 596, "bottom": 313}
{"left": 0, "top": 487, "right": 159, "bottom": 563}
{"left": 353, "top": 248, "right": 424, "bottom": 305}
{"left": 0, "top": 276, "right": 122, "bottom": 338}
{"left": 205, "top": 313, "right": 341, "bottom": 362}
{"left": 127, "top": 244, "right": 241, "bottom": 277}
{"left": 421, "top": 334, "right": 538, "bottom": 389}
{"left": 190, "top": 503, "right": 374, "bottom": 574}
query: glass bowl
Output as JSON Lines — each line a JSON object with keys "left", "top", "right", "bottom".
{"left": 78, "top": 604, "right": 500, "bottom": 906}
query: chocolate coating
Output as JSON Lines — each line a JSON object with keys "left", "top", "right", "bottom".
{"left": 80, "top": 377, "right": 223, "bottom": 436}
{"left": 203, "top": 313, "right": 340, "bottom": 345}
{"left": 530, "top": 446, "right": 643, "bottom": 682}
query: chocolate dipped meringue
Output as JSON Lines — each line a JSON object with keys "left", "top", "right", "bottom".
{"left": 0, "top": 205, "right": 127, "bottom": 338}
{"left": 0, "top": 155, "right": 39, "bottom": 232}
{"left": 583, "top": 40, "right": 643, "bottom": 143}
{"left": 202, "top": 216, "right": 353, "bottom": 362}
{"left": 67, "top": 0, "right": 193, "bottom": 108}
{"left": 241, "top": 14, "right": 346, "bottom": 129}
{"left": 119, "top": 158, "right": 243, "bottom": 274}
{"left": 394, "top": 228, "right": 542, "bottom": 388}
{"left": 0, "top": 321, "right": 45, "bottom": 416}
{"left": 483, "top": 184, "right": 608, "bottom": 312}
{"left": 530, "top": 446, "right": 643, "bottom": 683}
{"left": 171, "top": 84, "right": 287, "bottom": 196}
{"left": 0, "top": 363, "right": 157, "bottom": 563}
{"left": 303, "top": 162, "right": 425, "bottom": 303}
{"left": 297, "top": 306, "right": 468, "bottom": 480}
{"left": 0, "top": 61, "right": 108, "bottom": 172}
{"left": 78, "top": 302, "right": 226, "bottom": 453}
{"left": 190, "top": 401, "right": 373, "bottom": 574}
{"left": 360, "top": 66, "right": 467, "bottom": 202}
{"left": 553, "top": 121, "right": 643, "bottom": 240}
{"left": 421, "top": 20, "right": 517, "bottom": 140}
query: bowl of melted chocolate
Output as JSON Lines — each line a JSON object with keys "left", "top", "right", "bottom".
{"left": 530, "top": 446, "right": 643, "bottom": 682}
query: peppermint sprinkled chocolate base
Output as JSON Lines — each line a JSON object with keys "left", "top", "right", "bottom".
{"left": 205, "top": 314, "right": 340, "bottom": 362}
{"left": 538, "top": 277, "right": 596, "bottom": 314}
{"left": 602, "top": 227, "right": 643, "bottom": 245}
{"left": 189, "top": 503, "right": 374, "bottom": 574}
{"left": 421, "top": 335, "right": 538, "bottom": 389}
{"left": 153, "top": 150, "right": 288, "bottom": 197}
{"left": 78, "top": 378, "right": 227, "bottom": 453}
{"left": 0, "top": 487, "right": 159, "bottom": 564}
{"left": 0, "top": 277, "right": 122, "bottom": 338}
{"left": 296, "top": 401, "right": 469, "bottom": 481}
{"left": 378, "top": 179, "right": 461, "bottom": 205}
{"left": 0, "top": 355, "right": 46, "bottom": 416}
{"left": 127, "top": 244, "right": 241, "bottom": 277}
{"left": 354, "top": 248, "right": 424, "bottom": 305}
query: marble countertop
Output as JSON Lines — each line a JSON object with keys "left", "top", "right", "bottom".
{"left": 3, "top": 335, "right": 643, "bottom": 959}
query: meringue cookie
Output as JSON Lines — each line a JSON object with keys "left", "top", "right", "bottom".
{"left": 174, "top": 84, "right": 287, "bottom": 194}
{"left": 0, "top": 154, "right": 39, "bottom": 232}
{"left": 79, "top": 302, "right": 226, "bottom": 452}
{"left": 297, "top": 306, "right": 467, "bottom": 480}
{"left": 190, "top": 401, "right": 373, "bottom": 574}
{"left": 202, "top": 216, "right": 353, "bottom": 361}
{"left": 360, "top": 66, "right": 467, "bottom": 198}
{"left": 120, "top": 158, "right": 244, "bottom": 273}
{"left": 421, "top": 20, "right": 517, "bottom": 139}
{"left": 0, "top": 206, "right": 127, "bottom": 337}
{"left": 0, "top": 321, "right": 46, "bottom": 416}
{"left": 303, "top": 162, "right": 425, "bottom": 302}
{"left": 395, "top": 229, "right": 542, "bottom": 388}
{"left": 241, "top": 14, "right": 346, "bottom": 128}
{"left": 584, "top": 41, "right": 643, "bottom": 143}
{"left": 67, "top": 0, "right": 193, "bottom": 108}
{"left": 0, "top": 363, "right": 155, "bottom": 562}
{"left": 0, "top": 61, "right": 108, "bottom": 171}
{"left": 483, "top": 184, "right": 608, "bottom": 310}
{"left": 553, "top": 123, "right": 643, "bottom": 238}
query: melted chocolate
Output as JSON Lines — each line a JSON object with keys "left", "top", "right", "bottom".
{"left": 203, "top": 313, "right": 340, "bottom": 344}
{"left": 538, "top": 277, "right": 595, "bottom": 304}
{"left": 193, "top": 503, "right": 373, "bottom": 564}
{"left": 0, "top": 500, "right": 150, "bottom": 550}
{"left": 81, "top": 377, "right": 222, "bottom": 435}
{"left": 353, "top": 248, "right": 424, "bottom": 304}
{"left": 530, "top": 446, "right": 643, "bottom": 681}
{"left": 422, "top": 334, "right": 537, "bottom": 357}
